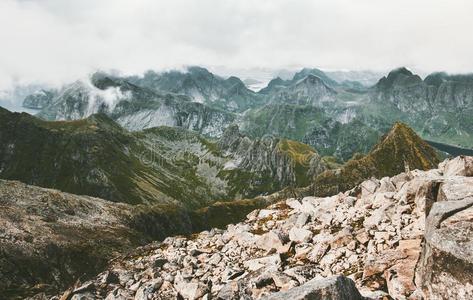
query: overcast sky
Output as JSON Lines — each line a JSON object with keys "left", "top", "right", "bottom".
{"left": 1, "top": 0, "right": 473, "bottom": 90}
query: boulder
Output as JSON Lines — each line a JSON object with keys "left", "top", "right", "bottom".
{"left": 417, "top": 198, "right": 473, "bottom": 299}
{"left": 243, "top": 255, "right": 282, "bottom": 272}
{"left": 363, "top": 239, "right": 422, "bottom": 297}
{"left": 261, "top": 275, "right": 362, "bottom": 300}
{"left": 255, "top": 231, "right": 291, "bottom": 253}
{"left": 134, "top": 278, "right": 163, "bottom": 300}
{"left": 289, "top": 227, "right": 313, "bottom": 243}
{"left": 437, "top": 177, "right": 473, "bottom": 202}
{"left": 440, "top": 155, "right": 473, "bottom": 177}
{"left": 360, "top": 179, "right": 380, "bottom": 197}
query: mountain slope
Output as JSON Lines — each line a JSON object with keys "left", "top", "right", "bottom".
{"left": 0, "top": 108, "right": 326, "bottom": 208}
{"left": 58, "top": 156, "right": 473, "bottom": 300}
{"left": 311, "top": 122, "right": 440, "bottom": 196}
{"left": 0, "top": 180, "right": 146, "bottom": 298}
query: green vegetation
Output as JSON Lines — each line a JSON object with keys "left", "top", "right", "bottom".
{"left": 311, "top": 122, "right": 440, "bottom": 196}
{"left": 0, "top": 108, "right": 324, "bottom": 210}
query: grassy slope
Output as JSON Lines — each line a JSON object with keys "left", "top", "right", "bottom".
{"left": 311, "top": 122, "right": 440, "bottom": 196}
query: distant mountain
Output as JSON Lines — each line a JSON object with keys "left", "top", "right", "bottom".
{"left": 242, "top": 78, "right": 261, "bottom": 86}
{"left": 268, "top": 74, "right": 337, "bottom": 106}
{"left": 22, "top": 89, "right": 57, "bottom": 109}
{"left": 23, "top": 66, "right": 473, "bottom": 161}
{"left": 0, "top": 84, "right": 47, "bottom": 112}
{"left": 126, "top": 66, "right": 266, "bottom": 112}
{"left": 292, "top": 68, "right": 340, "bottom": 87}
{"left": 36, "top": 72, "right": 236, "bottom": 137}
{"left": 324, "top": 69, "right": 384, "bottom": 86}
{"left": 0, "top": 108, "right": 327, "bottom": 208}
{"left": 370, "top": 68, "right": 473, "bottom": 147}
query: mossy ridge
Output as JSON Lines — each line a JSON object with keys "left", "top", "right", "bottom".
{"left": 276, "top": 139, "right": 319, "bottom": 186}
{"left": 311, "top": 122, "right": 440, "bottom": 196}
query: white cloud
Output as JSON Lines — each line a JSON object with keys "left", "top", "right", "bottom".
{"left": 1, "top": 0, "right": 473, "bottom": 91}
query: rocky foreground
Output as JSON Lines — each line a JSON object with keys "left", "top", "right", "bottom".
{"left": 55, "top": 156, "right": 473, "bottom": 300}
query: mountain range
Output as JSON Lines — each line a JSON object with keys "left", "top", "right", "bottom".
{"left": 22, "top": 66, "right": 473, "bottom": 162}
{"left": 1, "top": 64, "right": 472, "bottom": 298}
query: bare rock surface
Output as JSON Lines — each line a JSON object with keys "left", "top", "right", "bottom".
{"left": 55, "top": 157, "right": 473, "bottom": 300}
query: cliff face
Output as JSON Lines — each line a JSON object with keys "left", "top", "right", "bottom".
{"left": 218, "top": 125, "right": 327, "bottom": 195}
{"left": 374, "top": 68, "right": 473, "bottom": 114}
{"left": 56, "top": 156, "right": 473, "bottom": 300}
{"left": 371, "top": 69, "right": 473, "bottom": 147}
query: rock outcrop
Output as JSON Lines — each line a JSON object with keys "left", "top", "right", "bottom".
{"left": 22, "top": 89, "right": 56, "bottom": 109}
{"left": 57, "top": 156, "right": 473, "bottom": 300}
{"left": 416, "top": 156, "right": 473, "bottom": 299}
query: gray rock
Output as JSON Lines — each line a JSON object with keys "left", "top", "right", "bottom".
{"left": 260, "top": 275, "right": 362, "bottom": 300}
{"left": 216, "top": 281, "right": 240, "bottom": 300}
{"left": 295, "top": 213, "right": 310, "bottom": 227}
{"left": 174, "top": 280, "right": 209, "bottom": 300}
{"left": 289, "top": 227, "right": 313, "bottom": 243}
{"left": 417, "top": 197, "right": 473, "bottom": 299}
{"left": 134, "top": 278, "right": 163, "bottom": 300}
{"left": 441, "top": 155, "right": 473, "bottom": 177}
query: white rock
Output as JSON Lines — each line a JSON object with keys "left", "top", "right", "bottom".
{"left": 289, "top": 227, "right": 313, "bottom": 243}
{"left": 244, "top": 255, "right": 282, "bottom": 271}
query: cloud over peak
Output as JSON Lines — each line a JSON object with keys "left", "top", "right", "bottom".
{"left": 1, "top": 0, "right": 473, "bottom": 90}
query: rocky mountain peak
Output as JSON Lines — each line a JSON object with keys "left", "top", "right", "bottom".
{"left": 258, "top": 77, "right": 288, "bottom": 95}
{"left": 22, "top": 88, "right": 56, "bottom": 109}
{"left": 376, "top": 67, "right": 423, "bottom": 90}
{"left": 371, "top": 121, "right": 439, "bottom": 172}
{"left": 295, "top": 74, "right": 327, "bottom": 87}
{"left": 292, "top": 68, "right": 338, "bottom": 87}
{"left": 312, "top": 122, "right": 439, "bottom": 196}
